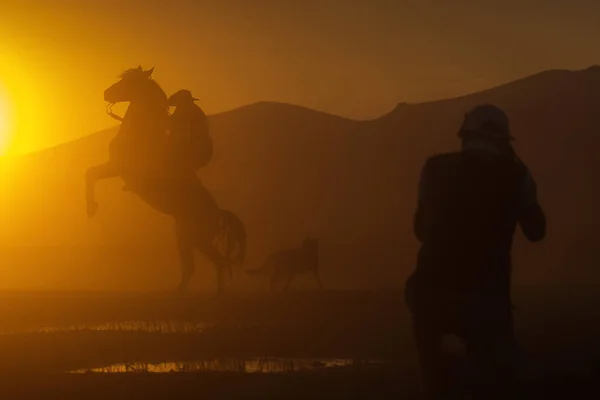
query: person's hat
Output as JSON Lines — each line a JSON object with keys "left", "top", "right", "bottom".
{"left": 458, "top": 104, "right": 514, "bottom": 141}
{"left": 168, "top": 89, "right": 199, "bottom": 106}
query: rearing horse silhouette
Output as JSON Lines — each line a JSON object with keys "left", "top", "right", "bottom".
{"left": 85, "top": 66, "right": 246, "bottom": 294}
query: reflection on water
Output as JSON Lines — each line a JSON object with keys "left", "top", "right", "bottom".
{"left": 0, "top": 320, "right": 210, "bottom": 335}
{"left": 71, "top": 358, "right": 364, "bottom": 374}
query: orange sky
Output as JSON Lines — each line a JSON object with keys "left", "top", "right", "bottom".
{"left": 1, "top": 0, "right": 600, "bottom": 154}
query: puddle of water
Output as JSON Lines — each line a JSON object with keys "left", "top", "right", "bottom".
{"left": 70, "top": 358, "right": 368, "bottom": 374}
{"left": 0, "top": 320, "right": 211, "bottom": 335}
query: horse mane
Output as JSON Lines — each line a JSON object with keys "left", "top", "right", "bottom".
{"left": 119, "top": 68, "right": 168, "bottom": 111}
{"left": 119, "top": 67, "right": 144, "bottom": 79}
{"left": 147, "top": 79, "right": 169, "bottom": 112}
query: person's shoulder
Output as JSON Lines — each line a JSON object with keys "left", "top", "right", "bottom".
{"left": 193, "top": 104, "right": 207, "bottom": 116}
{"left": 423, "top": 151, "right": 462, "bottom": 171}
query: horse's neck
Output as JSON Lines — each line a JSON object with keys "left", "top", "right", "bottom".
{"left": 112, "top": 101, "right": 168, "bottom": 172}
{"left": 123, "top": 103, "right": 138, "bottom": 120}
{"left": 119, "top": 102, "right": 166, "bottom": 136}
{"left": 124, "top": 102, "right": 151, "bottom": 124}
{"left": 116, "top": 103, "right": 138, "bottom": 135}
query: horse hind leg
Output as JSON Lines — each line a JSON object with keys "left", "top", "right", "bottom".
{"left": 175, "top": 229, "right": 195, "bottom": 293}
{"left": 197, "top": 243, "right": 229, "bottom": 296}
{"left": 222, "top": 235, "right": 234, "bottom": 284}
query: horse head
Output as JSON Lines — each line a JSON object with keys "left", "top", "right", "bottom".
{"left": 104, "top": 65, "right": 168, "bottom": 124}
{"left": 105, "top": 66, "right": 169, "bottom": 176}
{"left": 104, "top": 65, "right": 156, "bottom": 104}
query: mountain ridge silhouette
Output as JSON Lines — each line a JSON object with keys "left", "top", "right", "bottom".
{"left": 9, "top": 65, "right": 600, "bottom": 160}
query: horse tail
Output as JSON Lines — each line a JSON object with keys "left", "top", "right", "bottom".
{"left": 219, "top": 209, "right": 247, "bottom": 267}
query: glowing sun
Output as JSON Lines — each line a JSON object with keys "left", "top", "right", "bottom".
{"left": 0, "top": 85, "right": 10, "bottom": 153}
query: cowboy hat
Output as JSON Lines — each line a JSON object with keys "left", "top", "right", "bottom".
{"left": 168, "top": 89, "right": 199, "bottom": 106}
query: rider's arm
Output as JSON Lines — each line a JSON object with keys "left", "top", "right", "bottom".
{"left": 518, "top": 167, "right": 546, "bottom": 242}
{"left": 413, "top": 161, "right": 430, "bottom": 243}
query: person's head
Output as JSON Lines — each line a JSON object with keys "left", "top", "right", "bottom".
{"left": 458, "top": 104, "right": 514, "bottom": 145}
{"left": 168, "top": 90, "right": 199, "bottom": 108}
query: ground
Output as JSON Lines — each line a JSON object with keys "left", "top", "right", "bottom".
{"left": 0, "top": 288, "right": 598, "bottom": 399}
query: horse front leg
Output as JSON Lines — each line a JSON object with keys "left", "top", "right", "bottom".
{"left": 175, "top": 219, "right": 205, "bottom": 293}
{"left": 85, "top": 161, "right": 120, "bottom": 218}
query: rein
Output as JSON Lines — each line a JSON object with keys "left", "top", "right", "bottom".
{"left": 106, "top": 102, "right": 171, "bottom": 123}
{"left": 106, "top": 103, "right": 124, "bottom": 122}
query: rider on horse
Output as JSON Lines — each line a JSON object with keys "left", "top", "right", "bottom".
{"left": 89, "top": 68, "right": 245, "bottom": 294}
{"left": 167, "top": 90, "right": 213, "bottom": 177}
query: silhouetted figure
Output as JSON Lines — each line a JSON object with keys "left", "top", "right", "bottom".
{"left": 85, "top": 66, "right": 246, "bottom": 294}
{"left": 216, "top": 209, "right": 247, "bottom": 281}
{"left": 167, "top": 90, "right": 213, "bottom": 176}
{"left": 246, "top": 237, "right": 322, "bottom": 293}
{"left": 405, "top": 104, "right": 546, "bottom": 399}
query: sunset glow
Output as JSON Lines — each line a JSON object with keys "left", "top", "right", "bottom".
{"left": 1, "top": 1, "right": 599, "bottom": 156}
{"left": 0, "top": 81, "right": 10, "bottom": 153}
{"left": 0, "top": 2, "right": 597, "bottom": 398}
{"left": 0, "top": 48, "right": 59, "bottom": 156}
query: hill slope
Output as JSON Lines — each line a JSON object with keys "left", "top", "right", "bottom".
{"left": 1, "top": 67, "right": 599, "bottom": 291}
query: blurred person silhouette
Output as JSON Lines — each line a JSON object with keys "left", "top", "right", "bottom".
{"left": 405, "top": 104, "right": 546, "bottom": 399}
{"left": 167, "top": 89, "right": 213, "bottom": 177}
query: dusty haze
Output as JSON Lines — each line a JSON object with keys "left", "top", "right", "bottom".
{"left": 2, "top": 0, "right": 600, "bottom": 153}
{"left": 1, "top": 67, "right": 600, "bottom": 291}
